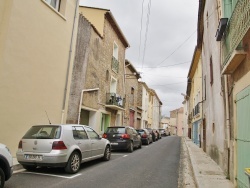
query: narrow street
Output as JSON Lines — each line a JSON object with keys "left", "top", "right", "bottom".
{"left": 6, "top": 137, "right": 181, "bottom": 188}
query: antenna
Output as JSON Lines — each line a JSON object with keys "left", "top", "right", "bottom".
{"left": 45, "top": 111, "right": 51, "bottom": 125}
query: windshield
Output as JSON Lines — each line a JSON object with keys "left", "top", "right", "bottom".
{"left": 106, "top": 127, "right": 125, "bottom": 134}
{"left": 23, "top": 125, "right": 61, "bottom": 139}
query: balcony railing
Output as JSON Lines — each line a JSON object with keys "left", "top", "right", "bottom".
{"left": 106, "top": 93, "right": 125, "bottom": 110}
{"left": 193, "top": 104, "right": 200, "bottom": 116}
{"left": 111, "top": 56, "right": 119, "bottom": 73}
{"left": 222, "top": 0, "right": 250, "bottom": 67}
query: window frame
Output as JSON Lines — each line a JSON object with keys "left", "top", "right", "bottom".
{"left": 44, "top": 0, "right": 61, "bottom": 11}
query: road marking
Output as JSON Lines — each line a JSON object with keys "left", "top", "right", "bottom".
{"left": 13, "top": 169, "right": 26, "bottom": 174}
{"left": 21, "top": 171, "right": 82, "bottom": 179}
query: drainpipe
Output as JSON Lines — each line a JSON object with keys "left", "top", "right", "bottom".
{"left": 77, "top": 88, "right": 99, "bottom": 124}
{"left": 224, "top": 75, "right": 231, "bottom": 177}
{"left": 61, "top": 0, "right": 79, "bottom": 124}
{"left": 77, "top": 88, "right": 99, "bottom": 125}
{"left": 123, "top": 59, "right": 126, "bottom": 125}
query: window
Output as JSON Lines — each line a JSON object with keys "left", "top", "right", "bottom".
{"left": 72, "top": 126, "right": 88, "bottom": 139}
{"left": 23, "top": 126, "right": 61, "bottom": 139}
{"left": 210, "top": 56, "right": 213, "bottom": 85}
{"left": 203, "top": 75, "right": 206, "bottom": 100}
{"left": 110, "top": 77, "right": 117, "bottom": 93}
{"left": 113, "top": 42, "right": 118, "bottom": 59}
{"left": 85, "top": 127, "right": 99, "bottom": 139}
{"left": 45, "top": 0, "right": 61, "bottom": 11}
{"left": 131, "top": 87, "right": 134, "bottom": 94}
{"left": 206, "top": 12, "right": 209, "bottom": 28}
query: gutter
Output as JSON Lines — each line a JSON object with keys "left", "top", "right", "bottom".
{"left": 77, "top": 88, "right": 99, "bottom": 124}
{"left": 61, "top": 0, "right": 79, "bottom": 124}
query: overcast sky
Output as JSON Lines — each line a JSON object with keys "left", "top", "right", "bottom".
{"left": 79, "top": 0, "right": 199, "bottom": 117}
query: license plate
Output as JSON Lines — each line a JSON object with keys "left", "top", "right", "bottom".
{"left": 111, "top": 142, "right": 118, "bottom": 145}
{"left": 24, "top": 154, "right": 43, "bottom": 161}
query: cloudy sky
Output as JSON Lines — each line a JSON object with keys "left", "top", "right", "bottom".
{"left": 79, "top": 0, "right": 199, "bottom": 117}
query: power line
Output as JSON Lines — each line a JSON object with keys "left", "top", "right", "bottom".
{"left": 150, "top": 82, "right": 186, "bottom": 87}
{"left": 155, "top": 30, "right": 196, "bottom": 67}
{"left": 141, "top": 0, "right": 152, "bottom": 71}
{"left": 138, "top": 0, "right": 145, "bottom": 63}
{"left": 136, "top": 61, "right": 190, "bottom": 69}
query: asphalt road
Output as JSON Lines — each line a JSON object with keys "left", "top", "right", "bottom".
{"left": 6, "top": 136, "right": 181, "bottom": 188}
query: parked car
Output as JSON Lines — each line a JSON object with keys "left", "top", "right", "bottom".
{"left": 16, "top": 124, "right": 111, "bottom": 174}
{"left": 0, "top": 143, "right": 13, "bottom": 188}
{"left": 154, "top": 129, "right": 161, "bottom": 140}
{"left": 158, "top": 128, "right": 167, "bottom": 136}
{"left": 136, "top": 129, "right": 153, "bottom": 145}
{"left": 145, "top": 128, "right": 157, "bottom": 142}
{"left": 102, "top": 126, "right": 141, "bottom": 152}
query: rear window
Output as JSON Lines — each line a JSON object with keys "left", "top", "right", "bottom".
{"left": 137, "top": 130, "right": 145, "bottom": 134}
{"left": 106, "top": 127, "right": 125, "bottom": 134}
{"left": 23, "top": 126, "right": 61, "bottom": 139}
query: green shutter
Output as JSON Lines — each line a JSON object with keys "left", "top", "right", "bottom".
{"left": 236, "top": 85, "right": 250, "bottom": 188}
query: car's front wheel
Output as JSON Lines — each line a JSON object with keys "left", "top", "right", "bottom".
{"left": 103, "top": 146, "right": 111, "bottom": 161}
{"left": 0, "top": 168, "right": 5, "bottom": 188}
{"left": 65, "top": 151, "right": 81, "bottom": 174}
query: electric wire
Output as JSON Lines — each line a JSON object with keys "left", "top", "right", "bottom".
{"left": 138, "top": 0, "right": 145, "bottom": 63}
{"left": 141, "top": 0, "right": 152, "bottom": 71}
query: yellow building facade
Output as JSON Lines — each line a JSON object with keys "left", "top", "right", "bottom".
{"left": 0, "top": 0, "right": 79, "bottom": 154}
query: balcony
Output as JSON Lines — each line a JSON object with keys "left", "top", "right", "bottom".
{"left": 106, "top": 93, "right": 125, "bottom": 111}
{"left": 111, "top": 56, "right": 119, "bottom": 73}
{"left": 222, "top": 0, "right": 249, "bottom": 71}
{"left": 222, "top": 48, "right": 246, "bottom": 74}
{"left": 193, "top": 104, "right": 200, "bottom": 116}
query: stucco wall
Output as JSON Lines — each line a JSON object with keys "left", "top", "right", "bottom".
{"left": 202, "top": 0, "right": 227, "bottom": 172}
{"left": 0, "top": 0, "right": 78, "bottom": 154}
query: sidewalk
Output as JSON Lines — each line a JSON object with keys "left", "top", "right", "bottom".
{"left": 184, "top": 137, "right": 234, "bottom": 188}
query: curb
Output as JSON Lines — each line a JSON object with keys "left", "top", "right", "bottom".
{"left": 184, "top": 138, "right": 199, "bottom": 188}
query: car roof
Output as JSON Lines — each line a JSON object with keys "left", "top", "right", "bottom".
{"left": 107, "top": 126, "right": 131, "bottom": 128}
{"left": 32, "top": 124, "right": 90, "bottom": 128}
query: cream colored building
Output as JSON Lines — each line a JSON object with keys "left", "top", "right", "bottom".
{"left": 186, "top": 46, "right": 203, "bottom": 147}
{"left": 169, "top": 107, "right": 183, "bottom": 136}
{"left": 138, "top": 82, "right": 150, "bottom": 128}
{"left": 151, "top": 90, "right": 162, "bottom": 129}
{"left": 0, "top": 0, "right": 79, "bottom": 154}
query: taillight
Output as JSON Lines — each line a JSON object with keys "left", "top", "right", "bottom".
{"left": 102, "top": 133, "right": 107, "bottom": 138}
{"left": 18, "top": 140, "right": 22, "bottom": 149}
{"left": 142, "top": 134, "right": 147, "bottom": 138}
{"left": 52, "top": 141, "right": 67, "bottom": 150}
{"left": 121, "top": 134, "right": 130, "bottom": 139}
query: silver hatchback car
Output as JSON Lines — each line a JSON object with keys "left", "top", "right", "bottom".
{"left": 16, "top": 124, "right": 111, "bottom": 174}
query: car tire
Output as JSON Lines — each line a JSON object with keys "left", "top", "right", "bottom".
{"left": 128, "top": 141, "right": 133, "bottom": 153}
{"left": 65, "top": 151, "right": 81, "bottom": 174}
{"left": 102, "top": 146, "right": 111, "bottom": 161}
{"left": 0, "top": 167, "right": 5, "bottom": 188}
{"left": 22, "top": 165, "right": 37, "bottom": 171}
{"left": 138, "top": 141, "right": 142, "bottom": 149}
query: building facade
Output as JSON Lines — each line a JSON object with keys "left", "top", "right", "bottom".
{"left": 187, "top": 47, "right": 203, "bottom": 147}
{"left": 0, "top": 0, "right": 79, "bottom": 153}
{"left": 138, "top": 82, "right": 150, "bottom": 128}
{"left": 67, "top": 6, "right": 129, "bottom": 134}
{"left": 124, "top": 60, "right": 141, "bottom": 128}
{"left": 220, "top": 0, "right": 250, "bottom": 186}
